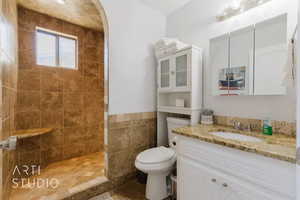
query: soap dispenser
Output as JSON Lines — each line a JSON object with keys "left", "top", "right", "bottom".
{"left": 262, "top": 118, "right": 273, "bottom": 135}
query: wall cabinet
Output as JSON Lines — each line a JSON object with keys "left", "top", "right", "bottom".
{"left": 156, "top": 46, "right": 203, "bottom": 146}
{"left": 210, "top": 14, "right": 287, "bottom": 96}
{"left": 158, "top": 48, "right": 192, "bottom": 92}
{"left": 176, "top": 135, "right": 295, "bottom": 200}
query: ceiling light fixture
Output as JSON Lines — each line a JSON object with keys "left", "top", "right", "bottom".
{"left": 231, "top": 0, "right": 241, "bottom": 10}
{"left": 56, "top": 0, "right": 66, "bottom": 4}
{"left": 217, "top": 0, "right": 272, "bottom": 21}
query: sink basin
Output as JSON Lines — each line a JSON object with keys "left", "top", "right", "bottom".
{"left": 209, "top": 131, "right": 262, "bottom": 142}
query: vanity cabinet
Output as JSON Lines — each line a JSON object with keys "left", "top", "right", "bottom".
{"left": 178, "top": 157, "right": 272, "bottom": 200}
{"left": 158, "top": 47, "right": 196, "bottom": 92}
{"left": 176, "top": 135, "right": 295, "bottom": 200}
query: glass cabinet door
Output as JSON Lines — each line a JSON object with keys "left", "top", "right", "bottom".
{"left": 159, "top": 59, "right": 171, "bottom": 90}
{"left": 175, "top": 54, "right": 189, "bottom": 89}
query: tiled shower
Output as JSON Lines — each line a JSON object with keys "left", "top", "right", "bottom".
{"left": 0, "top": 0, "right": 158, "bottom": 199}
{"left": 15, "top": 7, "right": 105, "bottom": 170}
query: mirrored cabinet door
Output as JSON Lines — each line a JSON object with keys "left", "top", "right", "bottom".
{"left": 210, "top": 13, "right": 288, "bottom": 96}
{"left": 254, "top": 14, "right": 287, "bottom": 95}
{"left": 175, "top": 52, "right": 189, "bottom": 89}
{"left": 159, "top": 58, "right": 171, "bottom": 90}
{"left": 229, "top": 26, "right": 254, "bottom": 96}
{"left": 210, "top": 34, "right": 229, "bottom": 96}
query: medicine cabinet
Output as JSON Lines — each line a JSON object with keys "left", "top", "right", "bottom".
{"left": 210, "top": 14, "right": 287, "bottom": 96}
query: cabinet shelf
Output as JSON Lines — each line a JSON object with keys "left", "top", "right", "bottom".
{"left": 157, "top": 106, "right": 200, "bottom": 115}
{"left": 158, "top": 89, "right": 191, "bottom": 94}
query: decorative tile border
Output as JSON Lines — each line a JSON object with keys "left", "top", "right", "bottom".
{"left": 214, "top": 115, "right": 296, "bottom": 137}
{"left": 108, "top": 112, "right": 156, "bottom": 123}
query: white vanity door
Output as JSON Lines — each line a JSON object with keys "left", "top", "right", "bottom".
{"left": 178, "top": 156, "right": 274, "bottom": 200}
{"left": 177, "top": 156, "right": 217, "bottom": 200}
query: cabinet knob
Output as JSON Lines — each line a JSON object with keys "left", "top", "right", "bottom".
{"left": 171, "top": 71, "right": 175, "bottom": 75}
{"left": 211, "top": 178, "right": 217, "bottom": 182}
{"left": 222, "top": 183, "right": 228, "bottom": 187}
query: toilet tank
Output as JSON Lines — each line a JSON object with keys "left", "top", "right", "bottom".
{"left": 167, "top": 117, "right": 190, "bottom": 146}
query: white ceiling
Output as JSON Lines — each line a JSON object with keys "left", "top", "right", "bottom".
{"left": 141, "top": 0, "right": 193, "bottom": 16}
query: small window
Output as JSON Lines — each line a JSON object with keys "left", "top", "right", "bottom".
{"left": 36, "top": 27, "right": 77, "bottom": 69}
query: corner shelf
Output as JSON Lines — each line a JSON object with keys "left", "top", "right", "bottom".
{"left": 13, "top": 128, "right": 53, "bottom": 139}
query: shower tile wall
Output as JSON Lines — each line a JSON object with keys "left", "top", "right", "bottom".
{"left": 16, "top": 7, "right": 104, "bottom": 171}
{"left": 0, "top": 0, "right": 18, "bottom": 199}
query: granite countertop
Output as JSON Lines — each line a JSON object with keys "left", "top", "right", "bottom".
{"left": 13, "top": 128, "right": 53, "bottom": 139}
{"left": 173, "top": 124, "right": 296, "bottom": 163}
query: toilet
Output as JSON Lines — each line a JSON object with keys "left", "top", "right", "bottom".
{"left": 135, "top": 117, "right": 190, "bottom": 200}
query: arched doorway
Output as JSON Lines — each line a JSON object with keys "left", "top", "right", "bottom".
{"left": 91, "top": 0, "right": 110, "bottom": 179}
{"left": 8, "top": 0, "right": 111, "bottom": 199}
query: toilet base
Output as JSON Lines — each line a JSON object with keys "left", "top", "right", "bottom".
{"left": 146, "top": 171, "right": 169, "bottom": 200}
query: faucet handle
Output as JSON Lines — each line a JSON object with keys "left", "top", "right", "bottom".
{"left": 233, "top": 121, "right": 240, "bottom": 129}
{"left": 246, "top": 124, "right": 251, "bottom": 131}
{"left": 244, "top": 124, "right": 253, "bottom": 132}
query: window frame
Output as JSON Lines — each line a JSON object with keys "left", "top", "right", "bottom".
{"left": 35, "top": 27, "right": 78, "bottom": 69}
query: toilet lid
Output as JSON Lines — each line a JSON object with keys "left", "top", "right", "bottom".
{"left": 136, "top": 147, "right": 175, "bottom": 164}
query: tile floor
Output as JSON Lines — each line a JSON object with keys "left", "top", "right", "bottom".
{"left": 10, "top": 152, "right": 105, "bottom": 200}
{"left": 89, "top": 180, "right": 146, "bottom": 200}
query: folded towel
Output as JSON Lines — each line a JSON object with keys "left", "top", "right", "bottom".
{"left": 154, "top": 38, "right": 189, "bottom": 59}
{"left": 155, "top": 38, "right": 178, "bottom": 49}
{"left": 282, "top": 39, "right": 296, "bottom": 87}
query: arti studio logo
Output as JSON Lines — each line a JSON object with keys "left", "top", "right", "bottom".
{"left": 12, "top": 165, "right": 59, "bottom": 189}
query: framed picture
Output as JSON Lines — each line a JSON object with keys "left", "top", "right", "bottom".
{"left": 218, "top": 66, "right": 246, "bottom": 91}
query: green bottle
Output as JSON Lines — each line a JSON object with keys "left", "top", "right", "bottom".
{"left": 263, "top": 118, "right": 273, "bottom": 135}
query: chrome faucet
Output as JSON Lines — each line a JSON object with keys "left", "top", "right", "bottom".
{"left": 233, "top": 121, "right": 241, "bottom": 130}
{"left": 233, "top": 121, "right": 252, "bottom": 132}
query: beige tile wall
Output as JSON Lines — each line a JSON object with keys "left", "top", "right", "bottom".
{"left": 15, "top": 6, "right": 105, "bottom": 172}
{"left": 0, "top": 0, "right": 18, "bottom": 199}
{"left": 107, "top": 112, "right": 157, "bottom": 180}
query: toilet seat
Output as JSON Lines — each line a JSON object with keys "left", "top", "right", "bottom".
{"left": 135, "top": 147, "right": 176, "bottom": 174}
{"left": 136, "top": 146, "right": 175, "bottom": 164}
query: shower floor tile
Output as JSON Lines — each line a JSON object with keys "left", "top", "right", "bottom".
{"left": 10, "top": 152, "right": 105, "bottom": 200}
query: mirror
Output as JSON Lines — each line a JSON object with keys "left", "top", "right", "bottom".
{"left": 254, "top": 14, "right": 287, "bottom": 95}
{"left": 229, "top": 26, "right": 254, "bottom": 96}
{"left": 210, "top": 14, "right": 287, "bottom": 96}
{"left": 210, "top": 34, "right": 230, "bottom": 96}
